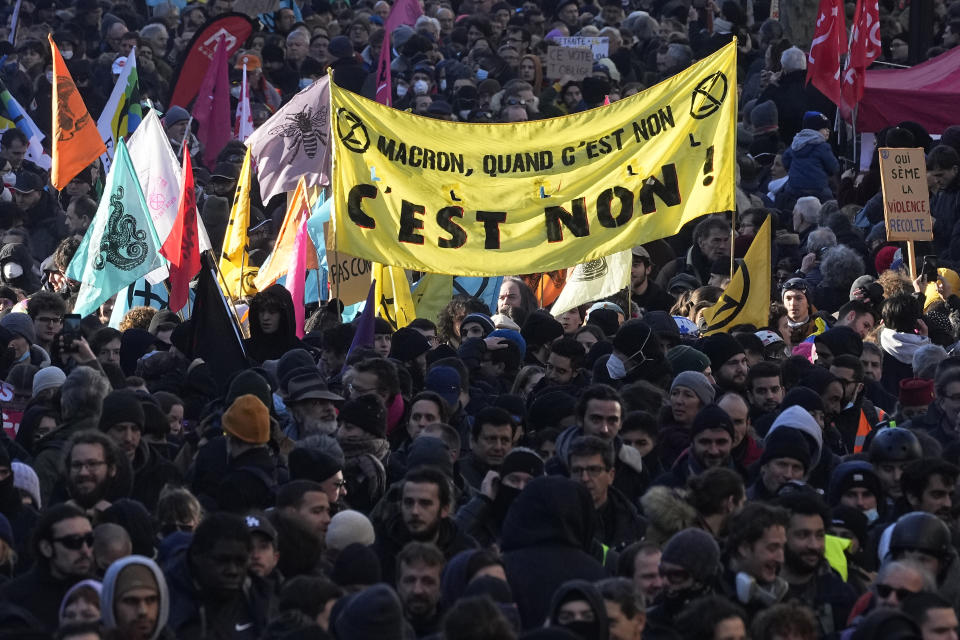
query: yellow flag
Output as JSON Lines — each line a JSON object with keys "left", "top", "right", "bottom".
{"left": 702, "top": 215, "right": 771, "bottom": 335}
{"left": 374, "top": 263, "right": 416, "bottom": 329}
{"left": 50, "top": 34, "right": 107, "bottom": 189}
{"left": 254, "top": 178, "right": 318, "bottom": 290}
{"left": 412, "top": 273, "right": 454, "bottom": 322}
{"left": 219, "top": 147, "right": 256, "bottom": 298}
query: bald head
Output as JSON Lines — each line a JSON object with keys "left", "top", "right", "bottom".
{"left": 94, "top": 523, "right": 132, "bottom": 572}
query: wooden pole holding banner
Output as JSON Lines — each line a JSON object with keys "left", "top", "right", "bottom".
{"left": 906, "top": 241, "right": 917, "bottom": 281}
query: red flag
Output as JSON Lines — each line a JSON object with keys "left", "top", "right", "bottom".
{"left": 161, "top": 147, "right": 201, "bottom": 312}
{"left": 374, "top": 0, "right": 422, "bottom": 105}
{"left": 191, "top": 35, "right": 231, "bottom": 169}
{"left": 806, "top": 0, "right": 848, "bottom": 107}
{"left": 841, "top": 0, "right": 881, "bottom": 108}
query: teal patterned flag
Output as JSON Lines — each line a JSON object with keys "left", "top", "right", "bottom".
{"left": 66, "top": 138, "right": 166, "bottom": 318}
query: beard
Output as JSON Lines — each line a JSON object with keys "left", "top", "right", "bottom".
{"left": 296, "top": 416, "right": 339, "bottom": 437}
{"left": 784, "top": 544, "right": 819, "bottom": 576}
{"left": 68, "top": 476, "right": 111, "bottom": 509}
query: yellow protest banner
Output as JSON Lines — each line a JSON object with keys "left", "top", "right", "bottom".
{"left": 332, "top": 40, "right": 736, "bottom": 276}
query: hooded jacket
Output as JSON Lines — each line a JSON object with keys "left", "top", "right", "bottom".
{"left": 501, "top": 476, "right": 608, "bottom": 630}
{"left": 164, "top": 546, "right": 273, "bottom": 639}
{"left": 101, "top": 555, "right": 170, "bottom": 640}
{"left": 244, "top": 285, "right": 306, "bottom": 363}
{"left": 782, "top": 129, "right": 839, "bottom": 193}
{"left": 547, "top": 580, "right": 610, "bottom": 640}
{"left": 0, "top": 243, "right": 41, "bottom": 293}
{"left": 640, "top": 485, "right": 699, "bottom": 546}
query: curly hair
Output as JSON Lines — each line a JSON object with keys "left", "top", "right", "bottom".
{"left": 53, "top": 236, "right": 82, "bottom": 273}
{"left": 876, "top": 269, "right": 912, "bottom": 299}
{"left": 119, "top": 306, "right": 157, "bottom": 331}
{"left": 751, "top": 602, "right": 818, "bottom": 640}
{"left": 820, "top": 245, "right": 865, "bottom": 289}
{"left": 436, "top": 295, "right": 490, "bottom": 346}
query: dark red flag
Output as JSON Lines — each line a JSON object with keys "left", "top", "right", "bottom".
{"left": 806, "top": 0, "right": 848, "bottom": 107}
{"left": 842, "top": 0, "right": 881, "bottom": 108}
{"left": 161, "top": 147, "right": 200, "bottom": 312}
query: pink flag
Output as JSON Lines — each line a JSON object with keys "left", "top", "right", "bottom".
{"left": 235, "top": 64, "right": 254, "bottom": 142}
{"left": 285, "top": 219, "right": 308, "bottom": 339}
{"left": 191, "top": 35, "right": 231, "bottom": 168}
{"left": 374, "top": 0, "right": 422, "bottom": 105}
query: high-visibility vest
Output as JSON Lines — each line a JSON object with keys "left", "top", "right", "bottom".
{"left": 852, "top": 410, "right": 872, "bottom": 454}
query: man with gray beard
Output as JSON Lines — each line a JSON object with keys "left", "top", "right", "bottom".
{"left": 283, "top": 372, "right": 344, "bottom": 440}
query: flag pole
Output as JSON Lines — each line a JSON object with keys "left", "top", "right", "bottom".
{"left": 206, "top": 248, "right": 248, "bottom": 337}
{"left": 730, "top": 209, "right": 736, "bottom": 280}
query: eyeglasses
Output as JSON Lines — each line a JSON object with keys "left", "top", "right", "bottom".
{"left": 347, "top": 382, "right": 376, "bottom": 396}
{"left": 52, "top": 533, "right": 94, "bottom": 550}
{"left": 659, "top": 566, "right": 690, "bottom": 584}
{"left": 69, "top": 460, "right": 107, "bottom": 472}
{"left": 331, "top": 480, "right": 348, "bottom": 488}
{"left": 876, "top": 583, "right": 915, "bottom": 601}
{"left": 570, "top": 465, "right": 608, "bottom": 477}
{"left": 36, "top": 315, "right": 63, "bottom": 324}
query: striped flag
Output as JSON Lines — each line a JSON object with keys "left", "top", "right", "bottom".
{"left": 0, "top": 81, "right": 50, "bottom": 170}
{"left": 97, "top": 47, "right": 143, "bottom": 169}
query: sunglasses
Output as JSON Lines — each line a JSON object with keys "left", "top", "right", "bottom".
{"left": 52, "top": 533, "right": 94, "bottom": 550}
{"left": 875, "top": 584, "right": 914, "bottom": 601}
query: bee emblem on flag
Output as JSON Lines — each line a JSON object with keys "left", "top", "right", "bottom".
{"left": 269, "top": 106, "right": 328, "bottom": 163}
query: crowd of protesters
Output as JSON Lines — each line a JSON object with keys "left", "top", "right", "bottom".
{"left": 1, "top": 0, "right": 960, "bottom": 639}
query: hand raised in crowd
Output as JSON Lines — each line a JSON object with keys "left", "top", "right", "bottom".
{"left": 480, "top": 470, "right": 500, "bottom": 500}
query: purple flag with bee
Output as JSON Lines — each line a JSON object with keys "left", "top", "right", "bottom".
{"left": 246, "top": 75, "right": 331, "bottom": 204}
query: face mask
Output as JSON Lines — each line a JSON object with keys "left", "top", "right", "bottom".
{"left": 396, "top": 84, "right": 409, "bottom": 98}
{"left": 476, "top": 68, "right": 489, "bottom": 80}
{"left": 606, "top": 354, "right": 626, "bottom": 380}
{"left": 413, "top": 79, "right": 429, "bottom": 95}
{"left": 3, "top": 172, "right": 15, "bottom": 187}
{"left": 45, "top": 70, "right": 54, "bottom": 84}
{"left": 459, "top": 109, "right": 471, "bottom": 120}
{"left": 62, "top": 50, "right": 74, "bottom": 60}
{"left": 298, "top": 78, "right": 313, "bottom": 89}
{"left": 15, "top": 350, "right": 28, "bottom": 363}
{"left": 864, "top": 508, "right": 879, "bottom": 523}
{"left": 440, "top": 78, "right": 447, "bottom": 91}
{"left": 491, "top": 483, "right": 521, "bottom": 521}
{"left": 2, "top": 263, "right": 22, "bottom": 279}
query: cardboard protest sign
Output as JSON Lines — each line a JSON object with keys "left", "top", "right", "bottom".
{"left": 554, "top": 36, "right": 610, "bottom": 60}
{"left": 326, "top": 224, "right": 373, "bottom": 306}
{"left": 546, "top": 46, "right": 594, "bottom": 79}
{"left": 879, "top": 147, "right": 933, "bottom": 241}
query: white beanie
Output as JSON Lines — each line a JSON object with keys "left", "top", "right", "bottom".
{"left": 767, "top": 406, "right": 823, "bottom": 469}
{"left": 32, "top": 365, "right": 66, "bottom": 397}
{"left": 326, "top": 510, "right": 375, "bottom": 551}
{"left": 12, "top": 461, "right": 40, "bottom": 509}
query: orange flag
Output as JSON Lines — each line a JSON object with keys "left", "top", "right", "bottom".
{"left": 253, "top": 178, "right": 318, "bottom": 290}
{"left": 49, "top": 34, "right": 106, "bottom": 189}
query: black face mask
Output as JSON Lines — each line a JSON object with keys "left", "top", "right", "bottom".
{"left": 0, "top": 470, "right": 20, "bottom": 514}
{"left": 560, "top": 619, "right": 603, "bottom": 640}
{"left": 491, "top": 483, "right": 522, "bottom": 523}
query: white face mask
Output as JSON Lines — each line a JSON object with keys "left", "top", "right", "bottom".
{"left": 3, "top": 172, "right": 15, "bottom": 187}
{"left": 396, "top": 84, "right": 409, "bottom": 98}
{"left": 606, "top": 354, "right": 626, "bottom": 380}
{"left": 864, "top": 508, "right": 879, "bottom": 523}
{"left": 45, "top": 70, "right": 54, "bottom": 84}
{"left": 440, "top": 78, "right": 447, "bottom": 91}
{"left": 62, "top": 50, "right": 73, "bottom": 60}
{"left": 413, "top": 79, "right": 429, "bottom": 95}
{"left": 2, "top": 262, "right": 23, "bottom": 279}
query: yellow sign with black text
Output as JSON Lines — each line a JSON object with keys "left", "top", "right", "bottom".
{"left": 332, "top": 41, "right": 737, "bottom": 276}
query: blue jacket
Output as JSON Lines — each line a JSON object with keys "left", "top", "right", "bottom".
{"left": 783, "top": 129, "right": 839, "bottom": 193}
